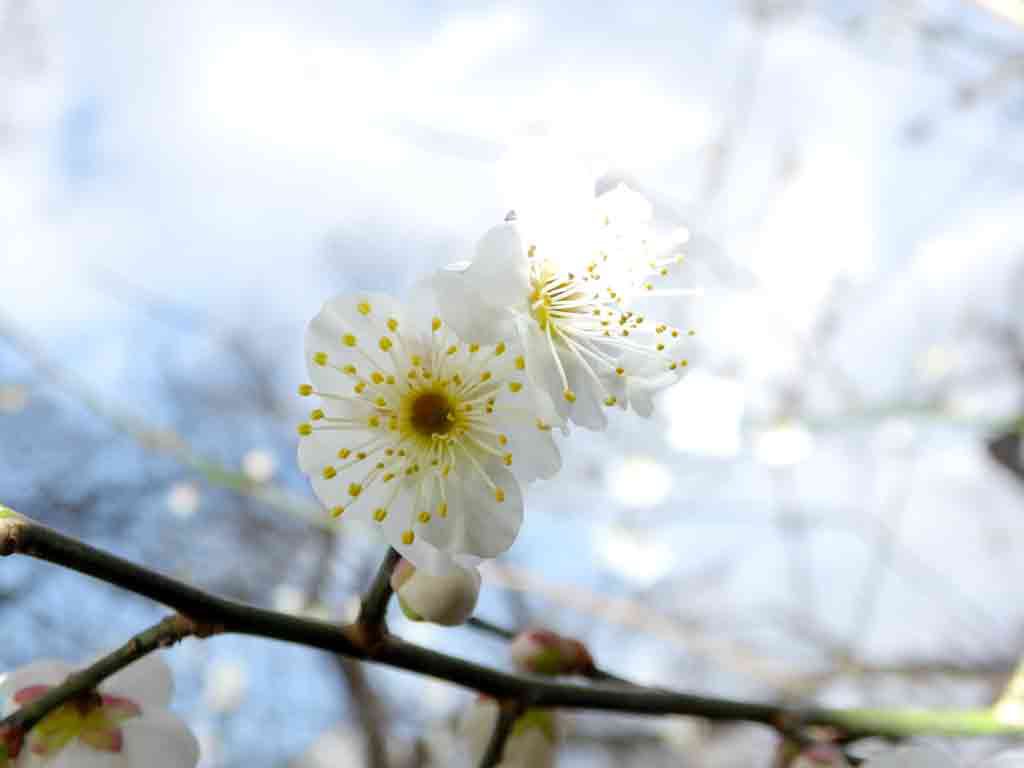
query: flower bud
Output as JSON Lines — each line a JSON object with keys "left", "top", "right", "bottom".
{"left": 509, "top": 628, "right": 594, "bottom": 676}
{"left": 390, "top": 558, "right": 481, "bottom": 626}
{"left": 460, "top": 698, "right": 557, "bottom": 768}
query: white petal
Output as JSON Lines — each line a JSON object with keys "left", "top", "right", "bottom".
{"left": 432, "top": 266, "right": 517, "bottom": 346}
{"left": 863, "top": 746, "right": 957, "bottom": 768}
{"left": 121, "top": 710, "right": 200, "bottom": 768}
{"left": 398, "top": 563, "right": 481, "bottom": 626}
{"left": 498, "top": 416, "right": 562, "bottom": 483}
{"left": 47, "top": 740, "right": 126, "bottom": 768}
{"left": 102, "top": 654, "right": 172, "bottom": 710}
{"left": 450, "top": 457, "right": 523, "bottom": 558}
{"left": 559, "top": 348, "right": 607, "bottom": 431}
{"left": 468, "top": 224, "right": 531, "bottom": 310}
{"left": 520, "top": 318, "right": 571, "bottom": 425}
{"left": 0, "top": 660, "right": 72, "bottom": 714}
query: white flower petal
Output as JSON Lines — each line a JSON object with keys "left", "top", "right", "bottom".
{"left": 863, "top": 746, "right": 957, "bottom": 768}
{"left": 433, "top": 265, "right": 517, "bottom": 346}
{"left": 121, "top": 710, "right": 200, "bottom": 768}
{"left": 468, "top": 224, "right": 532, "bottom": 310}
{"left": 102, "top": 654, "right": 172, "bottom": 710}
{"left": 47, "top": 740, "right": 126, "bottom": 768}
{"left": 450, "top": 457, "right": 523, "bottom": 558}
{"left": 0, "top": 659, "right": 72, "bottom": 714}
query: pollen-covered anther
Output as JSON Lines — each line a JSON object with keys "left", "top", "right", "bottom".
{"left": 298, "top": 384, "right": 313, "bottom": 396}
{"left": 342, "top": 334, "right": 357, "bottom": 347}
{"left": 503, "top": 453, "right": 513, "bottom": 466}
{"left": 509, "top": 381, "right": 523, "bottom": 393}
{"left": 348, "top": 483, "right": 362, "bottom": 497}
{"left": 387, "top": 318, "right": 399, "bottom": 332}
{"left": 431, "top": 316, "right": 442, "bottom": 331}
{"left": 418, "top": 511, "right": 431, "bottom": 523}
{"left": 515, "top": 356, "right": 525, "bottom": 370}
{"left": 495, "top": 488, "right": 506, "bottom": 503}
{"left": 330, "top": 506, "right": 344, "bottom": 518}
{"left": 373, "top": 507, "right": 387, "bottom": 522}
{"left": 563, "top": 389, "right": 576, "bottom": 403}
{"left": 495, "top": 342, "right": 506, "bottom": 355}
{"left": 313, "top": 352, "right": 328, "bottom": 366}
{"left": 322, "top": 466, "right": 337, "bottom": 479}
{"left": 402, "top": 530, "right": 415, "bottom": 545}
{"left": 604, "top": 396, "right": 617, "bottom": 406}
{"left": 297, "top": 423, "right": 312, "bottom": 436}
{"left": 357, "top": 300, "right": 372, "bottom": 315}
{"left": 615, "top": 367, "right": 625, "bottom": 376}
{"left": 310, "top": 409, "right": 324, "bottom": 421}
{"left": 379, "top": 336, "right": 393, "bottom": 351}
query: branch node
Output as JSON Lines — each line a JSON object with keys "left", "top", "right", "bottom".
{"left": 0, "top": 515, "right": 25, "bottom": 556}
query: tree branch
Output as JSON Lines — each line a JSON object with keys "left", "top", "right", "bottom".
{"left": 3, "top": 510, "right": 1024, "bottom": 742}
{"left": 478, "top": 700, "right": 523, "bottom": 768}
{"left": 357, "top": 547, "right": 401, "bottom": 637}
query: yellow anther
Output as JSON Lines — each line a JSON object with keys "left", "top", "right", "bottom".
{"left": 615, "top": 367, "right": 625, "bottom": 376}
{"left": 379, "top": 336, "right": 393, "bottom": 351}
{"left": 656, "top": 343, "right": 665, "bottom": 351}
{"left": 401, "top": 530, "right": 415, "bottom": 545}
{"left": 356, "top": 451, "right": 367, "bottom": 460}
{"left": 604, "top": 396, "right": 617, "bottom": 406}
{"left": 536, "top": 419, "right": 551, "bottom": 431}
{"left": 503, "top": 453, "right": 513, "bottom": 466}
{"left": 297, "top": 423, "right": 313, "bottom": 436}
{"left": 469, "top": 343, "right": 480, "bottom": 354}
{"left": 515, "top": 355, "right": 525, "bottom": 370}
{"left": 322, "top": 466, "right": 337, "bottom": 479}
{"left": 411, "top": 355, "right": 422, "bottom": 366}
{"left": 563, "top": 389, "right": 576, "bottom": 403}
{"left": 386, "top": 375, "right": 396, "bottom": 385}
{"left": 382, "top": 472, "right": 395, "bottom": 482}
{"left": 656, "top": 324, "right": 666, "bottom": 334}
{"left": 355, "top": 382, "right": 367, "bottom": 394}
{"left": 371, "top": 372, "right": 385, "bottom": 384}
{"left": 330, "top": 505, "right": 344, "bottom": 518}
{"left": 373, "top": 507, "right": 387, "bottom": 522}
{"left": 480, "top": 370, "right": 492, "bottom": 382}
{"left": 342, "top": 333, "right": 357, "bottom": 347}
{"left": 348, "top": 483, "right": 362, "bottom": 497}
{"left": 498, "top": 434, "right": 508, "bottom": 446}
{"left": 342, "top": 364, "right": 357, "bottom": 375}
{"left": 644, "top": 282, "right": 653, "bottom": 291}
{"left": 368, "top": 416, "right": 381, "bottom": 428}
{"left": 680, "top": 359, "right": 689, "bottom": 367}
{"left": 310, "top": 408, "right": 325, "bottom": 421}
{"left": 418, "top": 511, "right": 431, "bottom": 524}
{"left": 357, "top": 300, "right": 372, "bottom": 315}
{"left": 671, "top": 330, "right": 679, "bottom": 338}
{"left": 338, "top": 448, "right": 351, "bottom": 459}
{"left": 438, "top": 502, "right": 448, "bottom": 518}
{"left": 298, "top": 384, "right": 313, "bottom": 396}
{"left": 688, "top": 329, "right": 696, "bottom": 336}
{"left": 509, "top": 381, "right": 523, "bottom": 393}
{"left": 495, "top": 342, "right": 506, "bottom": 355}
{"left": 432, "top": 317, "right": 442, "bottom": 332}
{"left": 494, "top": 488, "right": 506, "bottom": 503}
{"left": 313, "top": 352, "right": 328, "bottom": 366}
{"left": 446, "top": 345, "right": 458, "bottom": 356}
{"left": 375, "top": 396, "right": 387, "bottom": 407}
{"left": 387, "top": 317, "right": 399, "bottom": 332}
{"left": 669, "top": 362, "right": 678, "bottom": 370}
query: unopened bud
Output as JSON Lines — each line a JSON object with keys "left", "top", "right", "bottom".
{"left": 509, "top": 628, "right": 594, "bottom": 676}
{"left": 460, "top": 698, "right": 557, "bottom": 768}
{"left": 390, "top": 559, "right": 481, "bottom": 626}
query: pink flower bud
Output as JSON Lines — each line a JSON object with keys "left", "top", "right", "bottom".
{"left": 509, "top": 629, "right": 594, "bottom": 676}
{"left": 391, "top": 559, "right": 481, "bottom": 626}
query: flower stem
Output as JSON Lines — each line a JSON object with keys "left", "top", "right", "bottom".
{"left": 357, "top": 547, "right": 402, "bottom": 635}
{"left": 478, "top": 700, "right": 523, "bottom": 768}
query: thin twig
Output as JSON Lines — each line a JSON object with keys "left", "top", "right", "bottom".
{"left": 478, "top": 700, "right": 523, "bottom": 768}
{"left": 1, "top": 614, "right": 195, "bottom": 735}
{"left": 2, "top": 511, "right": 1024, "bottom": 740}
{"left": 358, "top": 548, "right": 401, "bottom": 633}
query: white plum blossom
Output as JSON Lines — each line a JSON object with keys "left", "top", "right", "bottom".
{"left": 863, "top": 747, "right": 1024, "bottom": 768}
{"left": 434, "top": 183, "right": 695, "bottom": 430}
{"left": 0, "top": 654, "right": 198, "bottom": 768}
{"left": 297, "top": 292, "right": 561, "bottom": 574}
{"left": 460, "top": 698, "right": 557, "bottom": 768}
{"left": 391, "top": 557, "right": 481, "bottom": 626}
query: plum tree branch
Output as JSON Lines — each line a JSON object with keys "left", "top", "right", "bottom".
{"left": 2, "top": 507, "right": 1023, "bottom": 744}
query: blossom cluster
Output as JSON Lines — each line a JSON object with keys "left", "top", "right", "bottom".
{"left": 296, "top": 182, "right": 695, "bottom": 577}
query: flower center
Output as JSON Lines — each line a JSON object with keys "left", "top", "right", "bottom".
{"left": 529, "top": 265, "right": 589, "bottom": 332}
{"left": 409, "top": 391, "right": 454, "bottom": 437}
{"left": 13, "top": 686, "right": 141, "bottom": 757}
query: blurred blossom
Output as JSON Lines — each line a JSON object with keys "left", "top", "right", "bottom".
{"left": 592, "top": 524, "right": 674, "bottom": 587}
{"left": 0, "top": 655, "right": 197, "bottom": 768}
{"left": 460, "top": 699, "right": 557, "bottom": 768}
{"left": 241, "top": 449, "right": 276, "bottom": 484}
{"left": 270, "top": 584, "right": 305, "bottom": 615}
{"left": 663, "top": 371, "right": 744, "bottom": 458}
{"left": 391, "top": 558, "right": 481, "bottom": 626}
{"left": 654, "top": 717, "right": 706, "bottom": 757}
{"left": 917, "top": 344, "right": 958, "bottom": 381}
{"left": 202, "top": 660, "right": 248, "bottom": 714}
{"left": 166, "top": 482, "right": 201, "bottom": 519}
{"left": 0, "top": 384, "right": 28, "bottom": 414}
{"left": 753, "top": 423, "right": 813, "bottom": 466}
{"left": 606, "top": 456, "right": 673, "bottom": 508}
{"left": 292, "top": 725, "right": 364, "bottom": 768}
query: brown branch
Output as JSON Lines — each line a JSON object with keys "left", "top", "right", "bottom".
{"left": 3, "top": 510, "right": 1024, "bottom": 742}
{"left": 478, "top": 700, "right": 524, "bottom": 768}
